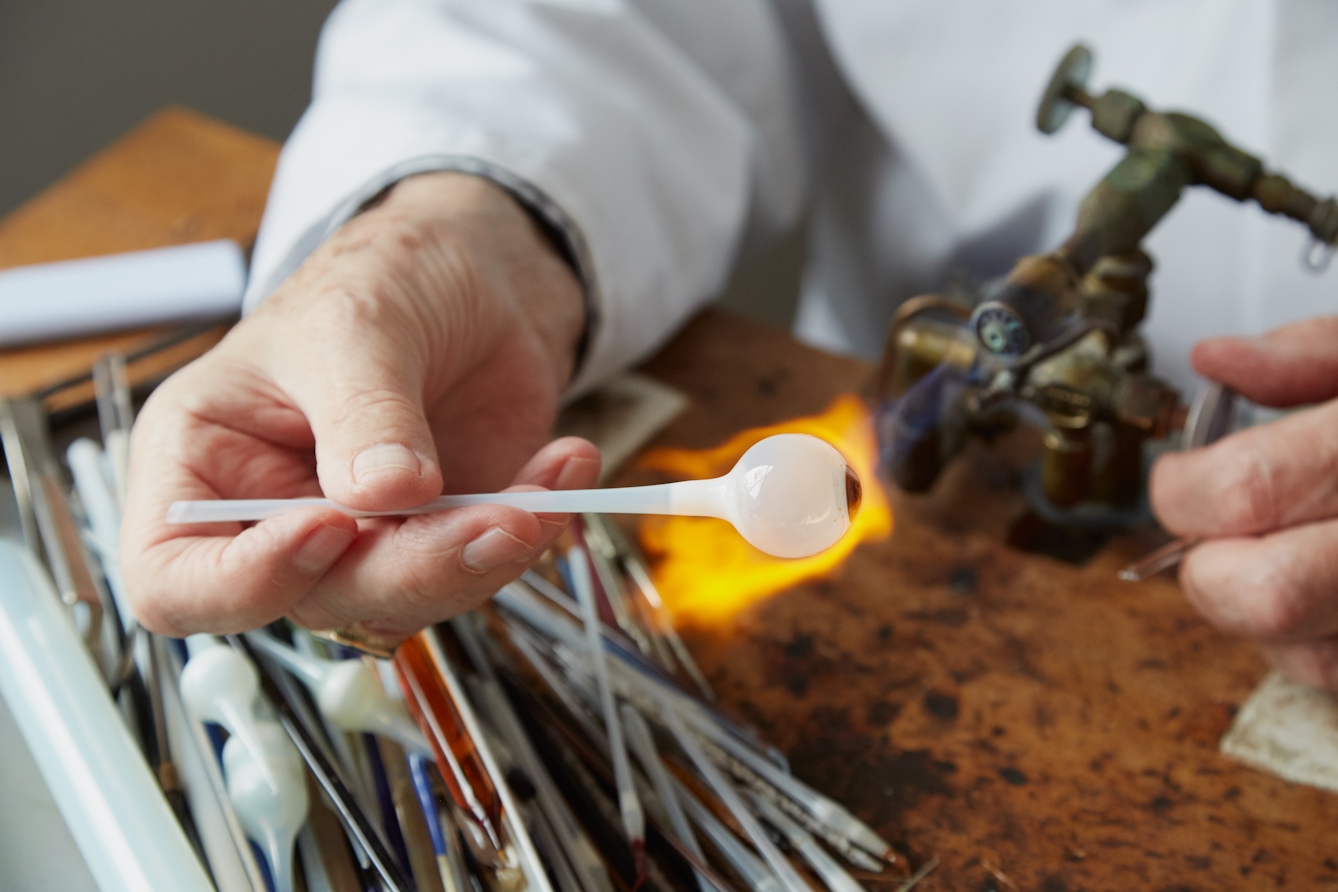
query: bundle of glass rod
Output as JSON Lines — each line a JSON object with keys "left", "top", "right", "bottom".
{"left": 4, "top": 353, "right": 916, "bottom": 891}
{"left": 472, "top": 517, "right": 901, "bottom": 892}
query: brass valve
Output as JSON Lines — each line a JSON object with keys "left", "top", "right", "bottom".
{"left": 877, "top": 44, "right": 1336, "bottom": 513}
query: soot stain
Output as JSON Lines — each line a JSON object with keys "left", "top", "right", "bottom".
{"left": 777, "top": 632, "right": 815, "bottom": 698}
{"left": 789, "top": 721, "right": 956, "bottom": 826}
{"left": 904, "top": 607, "right": 970, "bottom": 628}
{"left": 785, "top": 670, "right": 810, "bottom": 698}
{"left": 949, "top": 565, "right": 978, "bottom": 594}
{"left": 923, "top": 690, "right": 960, "bottom": 720}
{"left": 755, "top": 367, "right": 790, "bottom": 396}
{"left": 785, "top": 633, "right": 814, "bottom": 658}
{"left": 867, "top": 700, "right": 901, "bottom": 726}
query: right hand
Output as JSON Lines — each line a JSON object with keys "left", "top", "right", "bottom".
{"left": 1151, "top": 316, "right": 1338, "bottom": 688}
{"left": 120, "top": 172, "right": 600, "bottom": 642}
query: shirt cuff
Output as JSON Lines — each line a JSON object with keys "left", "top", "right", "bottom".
{"left": 245, "top": 154, "right": 600, "bottom": 385}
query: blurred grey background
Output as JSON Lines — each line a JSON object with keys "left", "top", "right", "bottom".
{"left": 0, "top": 0, "right": 803, "bottom": 328}
{"left": 0, "top": 0, "right": 336, "bottom": 216}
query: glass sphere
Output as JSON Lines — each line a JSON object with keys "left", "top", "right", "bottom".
{"left": 725, "top": 434, "right": 860, "bottom": 558}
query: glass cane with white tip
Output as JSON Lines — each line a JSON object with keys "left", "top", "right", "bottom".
{"left": 246, "top": 630, "right": 430, "bottom": 755}
{"left": 166, "top": 434, "right": 862, "bottom": 559}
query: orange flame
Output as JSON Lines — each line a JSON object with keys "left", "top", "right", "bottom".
{"left": 636, "top": 394, "right": 892, "bottom": 624}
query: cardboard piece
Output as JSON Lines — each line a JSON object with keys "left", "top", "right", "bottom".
{"left": 1221, "top": 672, "right": 1338, "bottom": 794}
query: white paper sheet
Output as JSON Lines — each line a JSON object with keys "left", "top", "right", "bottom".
{"left": 1221, "top": 672, "right": 1338, "bottom": 793}
{"left": 0, "top": 240, "right": 246, "bottom": 346}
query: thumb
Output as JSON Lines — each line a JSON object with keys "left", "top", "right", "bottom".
{"left": 1192, "top": 316, "right": 1338, "bottom": 408}
{"left": 286, "top": 346, "right": 444, "bottom": 512}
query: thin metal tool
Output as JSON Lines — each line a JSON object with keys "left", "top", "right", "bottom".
{"left": 148, "top": 634, "right": 207, "bottom": 864}
{"left": 597, "top": 645, "right": 891, "bottom": 863}
{"left": 499, "top": 587, "right": 878, "bottom": 868}
{"left": 1118, "top": 536, "right": 1200, "bottom": 582}
{"left": 80, "top": 361, "right": 173, "bottom": 807}
{"left": 1119, "top": 382, "right": 1237, "bottom": 582}
{"left": 1, "top": 397, "right": 106, "bottom": 663}
{"left": 0, "top": 400, "right": 41, "bottom": 553}
{"left": 891, "top": 858, "right": 939, "bottom": 892}
{"left": 108, "top": 623, "right": 141, "bottom": 695}
{"left": 92, "top": 352, "right": 135, "bottom": 508}
{"left": 34, "top": 319, "right": 226, "bottom": 402}
{"left": 1182, "top": 381, "right": 1238, "bottom": 451}
{"left": 697, "top": 727, "right": 883, "bottom": 871}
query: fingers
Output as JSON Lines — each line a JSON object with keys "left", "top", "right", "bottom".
{"left": 1150, "top": 399, "right": 1338, "bottom": 537}
{"left": 273, "top": 292, "right": 444, "bottom": 512}
{"left": 1178, "top": 517, "right": 1338, "bottom": 645}
{"left": 1258, "top": 638, "right": 1338, "bottom": 691}
{"left": 289, "top": 437, "right": 601, "bottom": 636}
{"left": 124, "top": 506, "right": 358, "bottom": 636}
{"left": 1155, "top": 319, "right": 1338, "bottom": 693}
{"left": 125, "top": 439, "right": 598, "bottom": 637}
{"left": 511, "top": 435, "right": 603, "bottom": 491}
{"left": 1191, "top": 315, "right": 1338, "bottom": 407}
{"left": 121, "top": 363, "right": 352, "bottom": 635}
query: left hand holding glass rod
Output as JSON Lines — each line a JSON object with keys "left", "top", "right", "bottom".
{"left": 118, "top": 172, "right": 599, "bottom": 641}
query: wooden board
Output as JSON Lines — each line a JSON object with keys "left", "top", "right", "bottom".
{"left": 0, "top": 107, "right": 278, "bottom": 400}
{"left": 4, "top": 107, "right": 1336, "bottom": 891}
{"left": 634, "top": 311, "right": 1338, "bottom": 891}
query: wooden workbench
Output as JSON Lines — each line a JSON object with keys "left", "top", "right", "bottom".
{"left": 4, "top": 110, "right": 1335, "bottom": 892}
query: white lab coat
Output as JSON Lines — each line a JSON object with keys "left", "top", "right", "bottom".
{"left": 245, "top": 0, "right": 1338, "bottom": 396}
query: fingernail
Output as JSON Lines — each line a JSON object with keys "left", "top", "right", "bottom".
{"left": 353, "top": 443, "right": 421, "bottom": 485}
{"left": 295, "top": 525, "right": 356, "bottom": 574}
{"left": 461, "top": 527, "right": 532, "bottom": 574}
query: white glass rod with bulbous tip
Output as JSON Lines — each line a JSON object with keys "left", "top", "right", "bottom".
{"left": 244, "top": 631, "right": 430, "bottom": 755}
{"left": 167, "top": 433, "right": 864, "bottom": 559}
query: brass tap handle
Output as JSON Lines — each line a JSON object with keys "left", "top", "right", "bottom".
{"left": 1039, "top": 44, "right": 1338, "bottom": 274}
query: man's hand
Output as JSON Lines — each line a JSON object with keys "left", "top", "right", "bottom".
{"left": 1151, "top": 316, "right": 1338, "bottom": 689}
{"left": 120, "top": 172, "right": 599, "bottom": 641}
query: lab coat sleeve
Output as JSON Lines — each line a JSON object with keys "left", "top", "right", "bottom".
{"left": 244, "top": 0, "right": 816, "bottom": 395}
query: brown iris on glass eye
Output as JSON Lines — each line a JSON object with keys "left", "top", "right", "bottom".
{"left": 844, "top": 465, "right": 862, "bottom": 520}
